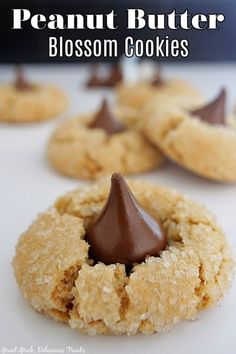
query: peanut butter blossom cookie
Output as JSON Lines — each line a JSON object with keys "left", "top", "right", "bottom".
{"left": 0, "top": 66, "right": 68, "bottom": 123}
{"left": 47, "top": 99, "right": 164, "bottom": 179}
{"left": 144, "top": 88, "right": 236, "bottom": 182}
{"left": 13, "top": 174, "right": 233, "bottom": 336}
{"left": 116, "top": 68, "right": 203, "bottom": 111}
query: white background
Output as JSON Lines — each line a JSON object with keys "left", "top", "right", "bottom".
{"left": 0, "top": 63, "right": 236, "bottom": 354}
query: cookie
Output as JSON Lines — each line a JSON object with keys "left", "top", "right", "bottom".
{"left": 144, "top": 88, "right": 236, "bottom": 182}
{"left": 47, "top": 100, "right": 164, "bottom": 179}
{"left": 0, "top": 67, "right": 68, "bottom": 123}
{"left": 141, "top": 89, "right": 205, "bottom": 121}
{"left": 13, "top": 174, "right": 233, "bottom": 335}
{"left": 116, "top": 74, "right": 203, "bottom": 111}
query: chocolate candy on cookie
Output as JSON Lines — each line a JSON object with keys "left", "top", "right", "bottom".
{"left": 13, "top": 175, "right": 233, "bottom": 335}
{"left": 89, "top": 99, "right": 124, "bottom": 134}
{"left": 150, "top": 67, "right": 165, "bottom": 87}
{"left": 47, "top": 99, "right": 164, "bottom": 179}
{"left": 0, "top": 66, "right": 68, "bottom": 123}
{"left": 14, "top": 65, "right": 34, "bottom": 91}
{"left": 105, "top": 64, "right": 123, "bottom": 87}
{"left": 86, "top": 173, "right": 167, "bottom": 265}
{"left": 144, "top": 88, "right": 236, "bottom": 182}
{"left": 191, "top": 88, "right": 226, "bottom": 125}
{"left": 86, "top": 64, "right": 123, "bottom": 88}
{"left": 86, "top": 64, "right": 102, "bottom": 88}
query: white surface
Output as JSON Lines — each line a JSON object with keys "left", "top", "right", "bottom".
{"left": 0, "top": 63, "right": 236, "bottom": 354}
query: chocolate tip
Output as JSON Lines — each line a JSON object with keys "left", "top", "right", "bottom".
{"left": 151, "top": 65, "right": 164, "bottom": 86}
{"left": 99, "top": 98, "right": 112, "bottom": 116}
{"left": 101, "top": 98, "right": 108, "bottom": 108}
{"left": 213, "top": 87, "right": 226, "bottom": 103}
{"left": 90, "top": 99, "right": 124, "bottom": 135}
{"left": 220, "top": 87, "right": 226, "bottom": 97}
{"left": 111, "top": 173, "right": 124, "bottom": 185}
{"left": 111, "top": 172, "right": 126, "bottom": 186}
{"left": 111, "top": 172, "right": 122, "bottom": 180}
{"left": 192, "top": 87, "right": 226, "bottom": 125}
{"left": 110, "top": 173, "right": 131, "bottom": 202}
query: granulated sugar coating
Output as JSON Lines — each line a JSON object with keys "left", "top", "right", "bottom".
{"left": 13, "top": 179, "right": 234, "bottom": 335}
{"left": 144, "top": 101, "right": 236, "bottom": 182}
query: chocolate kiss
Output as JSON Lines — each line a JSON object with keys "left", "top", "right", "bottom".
{"left": 89, "top": 99, "right": 124, "bottom": 135}
{"left": 14, "top": 65, "right": 33, "bottom": 91}
{"left": 192, "top": 88, "right": 226, "bottom": 125}
{"left": 86, "top": 65, "right": 102, "bottom": 88}
{"left": 105, "top": 64, "right": 123, "bottom": 87}
{"left": 86, "top": 173, "right": 167, "bottom": 265}
{"left": 151, "top": 67, "right": 164, "bottom": 87}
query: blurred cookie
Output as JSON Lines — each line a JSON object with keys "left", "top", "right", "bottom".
{"left": 47, "top": 99, "right": 164, "bottom": 179}
{"left": 144, "top": 88, "right": 236, "bottom": 182}
{"left": 141, "top": 89, "right": 205, "bottom": 122}
{"left": 13, "top": 175, "right": 233, "bottom": 335}
{"left": 0, "top": 66, "right": 68, "bottom": 123}
{"left": 116, "top": 69, "right": 202, "bottom": 111}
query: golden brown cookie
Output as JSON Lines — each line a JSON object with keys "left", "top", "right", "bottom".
{"left": 116, "top": 78, "right": 203, "bottom": 110}
{"left": 47, "top": 104, "right": 164, "bottom": 179}
{"left": 0, "top": 83, "right": 68, "bottom": 123}
{"left": 13, "top": 178, "right": 233, "bottom": 335}
{"left": 144, "top": 90, "right": 236, "bottom": 182}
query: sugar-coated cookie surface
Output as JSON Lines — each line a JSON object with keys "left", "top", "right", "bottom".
{"left": 144, "top": 102, "right": 236, "bottom": 182}
{"left": 0, "top": 84, "right": 68, "bottom": 123}
{"left": 47, "top": 111, "right": 164, "bottom": 179}
{"left": 13, "top": 179, "right": 233, "bottom": 335}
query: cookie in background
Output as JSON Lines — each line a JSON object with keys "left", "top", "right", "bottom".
{"left": 116, "top": 64, "right": 203, "bottom": 111}
{"left": 0, "top": 66, "right": 68, "bottom": 123}
{"left": 144, "top": 88, "right": 236, "bottom": 182}
{"left": 47, "top": 99, "right": 164, "bottom": 179}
